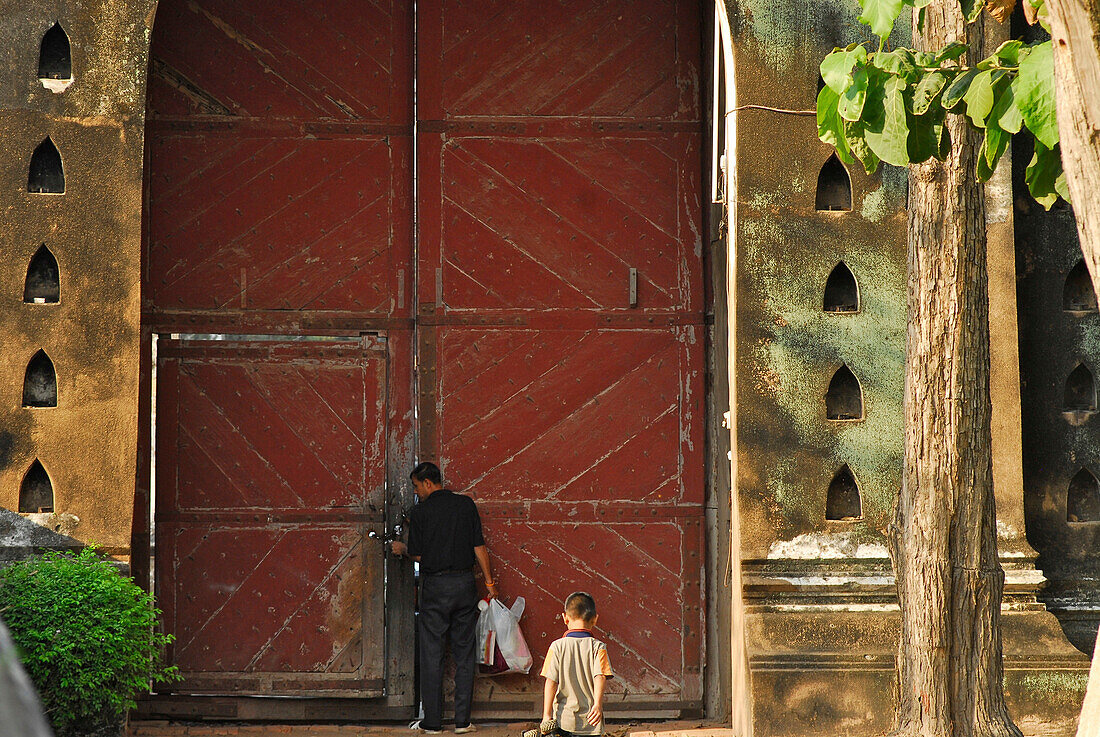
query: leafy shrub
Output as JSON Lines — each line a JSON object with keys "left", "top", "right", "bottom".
{"left": 0, "top": 547, "right": 178, "bottom": 736}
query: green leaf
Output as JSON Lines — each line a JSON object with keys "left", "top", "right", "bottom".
{"left": 1056, "top": 169, "right": 1070, "bottom": 200}
{"left": 858, "top": 0, "right": 906, "bottom": 39}
{"left": 910, "top": 70, "right": 947, "bottom": 114}
{"left": 817, "top": 84, "right": 853, "bottom": 163}
{"left": 978, "top": 124, "right": 1010, "bottom": 181}
{"left": 990, "top": 80, "right": 1023, "bottom": 133}
{"left": 821, "top": 45, "right": 867, "bottom": 94}
{"left": 1029, "top": 0, "right": 1052, "bottom": 32}
{"left": 839, "top": 63, "right": 870, "bottom": 121}
{"left": 1025, "top": 140, "right": 1064, "bottom": 209}
{"left": 906, "top": 108, "right": 946, "bottom": 164}
{"left": 1013, "top": 40, "right": 1058, "bottom": 148}
{"left": 992, "top": 39, "right": 1025, "bottom": 66}
{"left": 943, "top": 68, "right": 978, "bottom": 111}
{"left": 844, "top": 120, "right": 882, "bottom": 174}
{"left": 935, "top": 42, "right": 969, "bottom": 64}
{"left": 864, "top": 76, "right": 910, "bottom": 166}
{"left": 960, "top": 0, "right": 986, "bottom": 21}
{"left": 964, "top": 69, "right": 995, "bottom": 127}
{"left": 874, "top": 48, "right": 919, "bottom": 79}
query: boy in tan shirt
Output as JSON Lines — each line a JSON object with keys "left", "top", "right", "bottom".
{"left": 539, "top": 592, "right": 615, "bottom": 736}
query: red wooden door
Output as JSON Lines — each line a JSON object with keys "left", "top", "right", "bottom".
{"left": 146, "top": 0, "right": 706, "bottom": 712}
{"left": 155, "top": 338, "right": 389, "bottom": 695}
{"left": 415, "top": 0, "right": 705, "bottom": 710}
{"left": 145, "top": 0, "right": 415, "bottom": 700}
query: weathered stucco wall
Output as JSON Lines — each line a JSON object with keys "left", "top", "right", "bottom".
{"left": 731, "top": 0, "right": 908, "bottom": 563}
{"left": 0, "top": 0, "right": 153, "bottom": 555}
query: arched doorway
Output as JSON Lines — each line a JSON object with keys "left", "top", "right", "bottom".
{"left": 143, "top": 0, "right": 710, "bottom": 718}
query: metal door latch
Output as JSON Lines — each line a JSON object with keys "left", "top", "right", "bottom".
{"left": 368, "top": 522, "right": 404, "bottom": 544}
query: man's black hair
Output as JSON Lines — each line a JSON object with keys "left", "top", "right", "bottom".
{"left": 410, "top": 461, "right": 442, "bottom": 485}
{"left": 564, "top": 591, "right": 597, "bottom": 622}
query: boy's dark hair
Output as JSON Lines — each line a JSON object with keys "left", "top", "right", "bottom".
{"left": 564, "top": 591, "right": 597, "bottom": 622}
{"left": 410, "top": 462, "right": 442, "bottom": 485}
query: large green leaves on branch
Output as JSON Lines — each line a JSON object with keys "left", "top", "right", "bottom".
{"left": 816, "top": 0, "right": 1065, "bottom": 209}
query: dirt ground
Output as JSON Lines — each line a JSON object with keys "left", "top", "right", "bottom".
{"left": 126, "top": 719, "right": 732, "bottom": 737}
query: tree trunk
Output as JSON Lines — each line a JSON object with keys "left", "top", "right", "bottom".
{"left": 1045, "top": 7, "right": 1100, "bottom": 735}
{"left": 1045, "top": 1, "right": 1100, "bottom": 298}
{"left": 889, "top": 5, "right": 1022, "bottom": 737}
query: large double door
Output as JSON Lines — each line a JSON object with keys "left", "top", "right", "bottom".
{"left": 145, "top": 0, "right": 705, "bottom": 711}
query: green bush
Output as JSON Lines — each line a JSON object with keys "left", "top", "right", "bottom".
{"left": 0, "top": 547, "right": 179, "bottom": 737}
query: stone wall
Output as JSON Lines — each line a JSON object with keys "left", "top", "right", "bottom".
{"left": 0, "top": 0, "right": 154, "bottom": 558}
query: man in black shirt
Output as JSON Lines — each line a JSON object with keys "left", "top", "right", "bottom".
{"left": 391, "top": 462, "right": 497, "bottom": 734}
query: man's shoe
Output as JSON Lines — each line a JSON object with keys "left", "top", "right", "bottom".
{"left": 410, "top": 720, "right": 443, "bottom": 734}
{"left": 455, "top": 725, "right": 477, "bottom": 734}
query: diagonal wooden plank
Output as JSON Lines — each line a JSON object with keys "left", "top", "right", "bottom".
{"left": 245, "top": 535, "right": 361, "bottom": 672}
{"left": 445, "top": 140, "right": 679, "bottom": 308}
{"left": 176, "top": 422, "right": 254, "bottom": 510}
{"left": 446, "top": 331, "right": 671, "bottom": 485}
{"left": 177, "top": 364, "right": 304, "bottom": 509}
{"left": 444, "top": 330, "right": 601, "bottom": 440}
{"left": 461, "top": 339, "right": 680, "bottom": 498}
{"left": 173, "top": 527, "right": 288, "bottom": 658}
{"left": 441, "top": 193, "right": 601, "bottom": 308}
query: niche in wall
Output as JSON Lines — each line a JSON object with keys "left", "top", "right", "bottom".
{"left": 1068, "top": 468, "right": 1100, "bottom": 523}
{"left": 1064, "top": 363, "right": 1096, "bottom": 413}
{"left": 38, "top": 23, "right": 72, "bottom": 92}
{"left": 24, "top": 244, "right": 60, "bottom": 303}
{"left": 826, "top": 465, "right": 862, "bottom": 520}
{"left": 816, "top": 153, "right": 852, "bottom": 212}
{"left": 28, "top": 137, "right": 65, "bottom": 194}
{"left": 19, "top": 459, "right": 53, "bottom": 513}
{"left": 826, "top": 364, "right": 863, "bottom": 420}
{"left": 23, "top": 350, "right": 57, "bottom": 407}
{"left": 1064, "top": 260, "right": 1098, "bottom": 313}
{"left": 823, "top": 261, "right": 859, "bottom": 313}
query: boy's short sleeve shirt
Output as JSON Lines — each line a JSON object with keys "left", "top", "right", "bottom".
{"left": 540, "top": 633, "right": 614, "bottom": 735}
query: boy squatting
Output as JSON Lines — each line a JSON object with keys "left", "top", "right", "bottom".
{"left": 535, "top": 592, "right": 616, "bottom": 737}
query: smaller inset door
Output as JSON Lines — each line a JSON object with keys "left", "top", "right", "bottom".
{"left": 154, "top": 337, "right": 389, "bottom": 696}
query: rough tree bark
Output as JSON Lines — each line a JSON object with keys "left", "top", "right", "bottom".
{"left": 889, "top": 4, "right": 1022, "bottom": 737}
{"left": 1044, "top": 0, "right": 1100, "bottom": 292}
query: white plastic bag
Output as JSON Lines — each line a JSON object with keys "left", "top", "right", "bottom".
{"left": 487, "top": 596, "right": 533, "bottom": 674}
{"left": 476, "top": 599, "right": 496, "bottom": 666}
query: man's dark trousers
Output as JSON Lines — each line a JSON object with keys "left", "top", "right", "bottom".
{"left": 419, "top": 571, "right": 479, "bottom": 729}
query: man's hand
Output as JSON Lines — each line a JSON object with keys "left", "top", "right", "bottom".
{"left": 390, "top": 540, "right": 408, "bottom": 557}
{"left": 485, "top": 580, "right": 498, "bottom": 600}
{"left": 585, "top": 704, "right": 603, "bottom": 727}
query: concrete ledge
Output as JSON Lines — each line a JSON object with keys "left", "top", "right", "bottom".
{"left": 627, "top": 729, "right": 732, "bottom": 737}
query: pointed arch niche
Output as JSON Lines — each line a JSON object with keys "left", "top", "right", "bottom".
{"left": 1064, "top": 363, "right": 1096, "bottom": 413}
{"left": 826, "top": 465, "right": 862, "bottom": 520}
{"left": 1064, "top": 260, "right": 1098, "bottom": 313}
{"left": 28, "top": 137, "right": 65, "bottom": 194}
{"left": 19, "top": 459, "right": 54, "bottom": 513}
{"left": 24, "top": 244, "right": 60, "bottom": 303}
{"left": 38, "top": 23, "right": 72, "bottom": 92}
{"left": 816, "top": 153, "right": 852, "bottom": 212}
{"left": 23, "top": 350, "right": 57, "bottom": 407}
{"left": 823, "top": 261, "right": 859, "bottom": 313}
{"left": 1068, "top": 468, "right": 1100, "bottom": 523}
{"left": 826, "top": 364, "right": 863, "bottom": 420}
